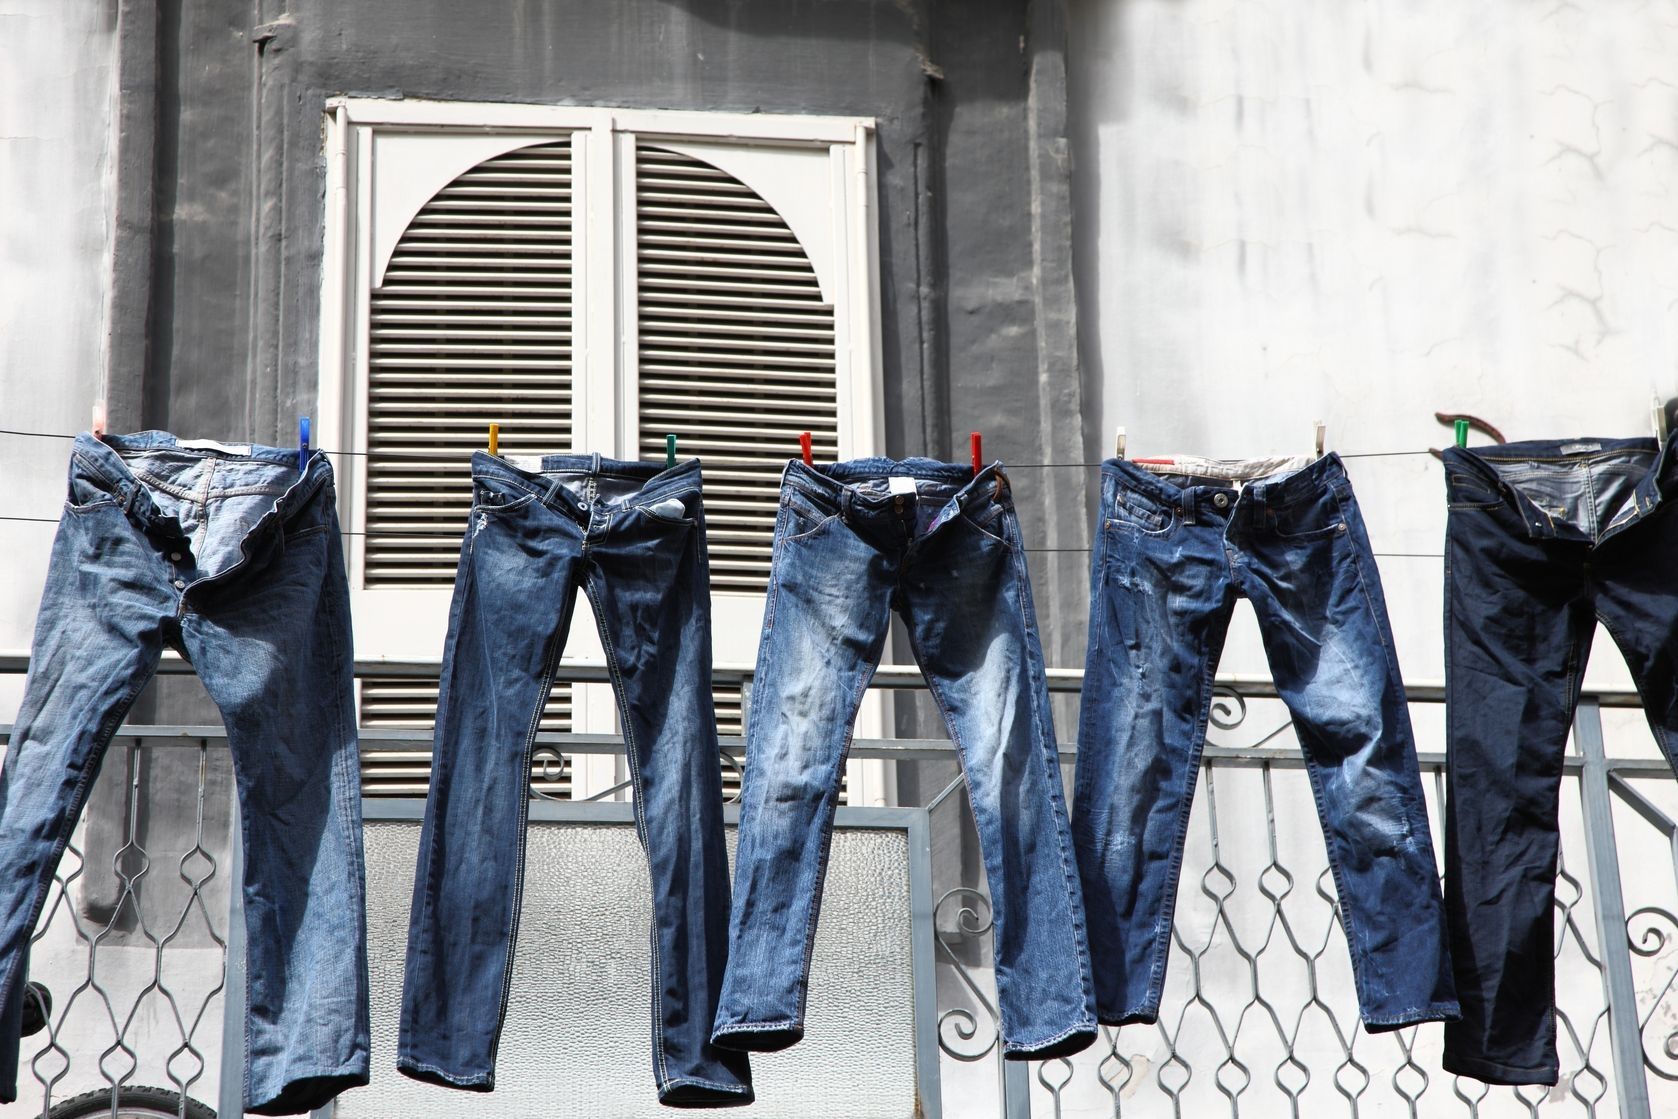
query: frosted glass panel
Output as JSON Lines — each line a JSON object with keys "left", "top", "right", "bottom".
{"left": 339, "top": 812, "right": 920, "bottom": 1118}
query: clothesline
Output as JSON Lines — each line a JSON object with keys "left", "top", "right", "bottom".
{"left": 0, "top": 426, "right": 1439, "bottom": 464}
{"left": 0, "top": 425, "right": 1452, "bottom": 557}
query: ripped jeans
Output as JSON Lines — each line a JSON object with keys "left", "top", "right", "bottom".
{"left": 713, "top": 458, "right": 1098, "bottom": 1061}
{"left": 1073, "top": 453, "right": 1459, "bottom": 1032}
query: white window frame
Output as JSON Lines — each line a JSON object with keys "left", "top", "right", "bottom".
{"left": 319, "top": 98, "right": 890, "bottom": 804}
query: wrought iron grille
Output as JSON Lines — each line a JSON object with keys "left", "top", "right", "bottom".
{"left": 1, "top": 668, "right": 1674, "bottom": 1118}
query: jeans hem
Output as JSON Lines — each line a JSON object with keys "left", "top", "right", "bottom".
{"left": 395, "top": 1057, "right": 494, "bottom": 1091}
{"left": 658, "top": 1078, "right": 756, "bottom": 1108}
{"left": 1362, "top": 1002, "right": 1462, "bottom": 1033}
{"left": 1001, "top": 1020, "right": 1100, "bottom": 1061}
{"left": 247, "top": 1065, "right": 371, "bottom": 1115}
{"left": 1440, "top": 1049, "right": 1559, "bottom": 1086}
{"left": 709, "top": 1020, "right": 804, "bottom": 1052}
{"left": 1096, "top": 1006, "right": 1159, "bottom": 1028}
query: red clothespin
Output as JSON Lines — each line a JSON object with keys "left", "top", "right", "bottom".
{"left": 800, "top": 431, "right": 813, "bottom": 466}
{"left": 970, "top": 432, "right": 982, "bottom": 476}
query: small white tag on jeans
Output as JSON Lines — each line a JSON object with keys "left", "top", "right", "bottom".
{"left": 176, "top": 439, "right": 252, "bottom": 455}
{"left": 1560, "top": 442, "right": 1602, "bottom": 454}
{"left": 505, "top": 454, "right": 544, "bottom": 472}
{"left": 888, "top": 476, "right": 917, "bottom": 496}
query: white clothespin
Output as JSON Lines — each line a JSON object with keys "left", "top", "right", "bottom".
{"left": 92, "top": 400, "right": 107, "bottom": 440}
{"left": 1313, "top": 421, "right": 1326, "bottom": 458}
{"left": 1115, "top": 426, "right": 1127, "bottom": 460}
{"left": 1653, "top": 395, "right": 1669, "bottom": 442}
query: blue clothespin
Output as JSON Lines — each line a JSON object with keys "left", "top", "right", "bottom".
{"left": 666, "top": 433, "right": 677, "bottom": 469}
{"left": 299, "top": 417, "right": 310, "bottom": 472}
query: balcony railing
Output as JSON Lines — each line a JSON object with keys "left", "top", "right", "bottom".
{"left": 0, "top": 656, "right": 1670, "bottom": 1118}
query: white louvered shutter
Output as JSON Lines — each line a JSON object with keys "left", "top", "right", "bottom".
{"left": 634, "top": 144, "right": 839, "bottom": 593}
{"left": 360, "top": 678, "right": 574, "bottom": 798}
{"left": 365, "top": 139, "right": 575, "bottom": 587}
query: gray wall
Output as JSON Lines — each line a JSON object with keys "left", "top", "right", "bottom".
{"left": 100, "top": 0, "right": 1091, "bottom": 688}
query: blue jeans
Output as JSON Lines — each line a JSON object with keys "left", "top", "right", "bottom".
{"left": 1074, "top": 453, "right": 1458, "bottom": 1032}
{"left": 0, "top": 432, "right": 369, "bottom": 1115}
{"left": 712, "top": 458, "right": 1098, "bottom": 1060}
{"left": 397, "top": 453, "right": 751, "bottom": 1108}
{"left": 1441, "top": 435, "right": 1678, "bottom": 1085}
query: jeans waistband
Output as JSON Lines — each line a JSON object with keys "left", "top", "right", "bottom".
{"left": 472, "top": 450, "right": 702, "bottom": 514}
{"left": 1104, "top": 451, "right": 1346, "bottom": 512}
{"left": 72, "top": 430, "right": 334, "bottom": 542}
{"left": 781, "top": 456, "right": 1008, "bottom": 517}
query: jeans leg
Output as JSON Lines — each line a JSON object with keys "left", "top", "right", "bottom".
{"left": 712, "top": 511, "right": 893, "bottom": 1050}
{"left": 0, "top": 511, "right": 165, "bottom": 1104}
{"left": 588, "top": 503, "right": 753, "bottom": 1105}
{"left": 908, "top": 513, "right": 1097, "bottom": 1058}
{"left": 1441, "top": 511, "right": 1589, "bottom": 1084}
{"left": 1240, "top": 492, "right": 1458, "bottom": 1032}
{"left": 1073, "top": 518, "right": 1234, "bottom": 1027}
{"left": 398, "top": 502, "right": 582, "bottom": 1090}
{"left": 186, "top": 520, "right": 370, "bottom": 1114}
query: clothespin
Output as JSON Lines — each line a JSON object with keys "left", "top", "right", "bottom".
{"left": 91, "top": 400, "right": 107, "bottom": 440}
{"left": 488, "top": 423, "right": 499, "bottom": 457}
{"left": 1115, "top": 426, "right": 1127, "bottom": 460}
{"left": 970, "top": 431, "right": 982, "bottom": 476}
{"left": 1431, "top": 412, "right": 1505, "bottom": 459}
{"left": 298, "top": 417, "right": 310, "bottom": 473}
{"left": 799, "top": 431, "right": 813, "bottom": 466}
{"left": 666, "top": 433, "right": 677, "bottom": 469}
{"left": 1313, "top": 421, "right": 1326, "bottom": 458}
{"left": 1654, "top": 395, "right": 1669, "bottom": 442}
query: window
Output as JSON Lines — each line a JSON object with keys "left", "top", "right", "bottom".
{"left": 319, "top": 100, "right": 887, "bottom": 802}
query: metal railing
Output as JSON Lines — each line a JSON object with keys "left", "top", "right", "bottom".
{"left": 1, "top": 659, "right": 1672, "bottom": 1118}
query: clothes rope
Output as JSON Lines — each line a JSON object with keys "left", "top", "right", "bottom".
{"left": 0, "top": 425, "right": 1454, "bottom": 556}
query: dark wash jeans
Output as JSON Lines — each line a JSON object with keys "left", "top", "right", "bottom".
{"left": 0, "top": 432, "right": 369, "bottom": 1115}
{"left": 1442, "top": 435, "right": 1678, "bottom": 1085}
{"left": 1074, "top": 453, "right": 1459, "bottom": 1032}
{"left": 398, "top": 452, "right": 751, "bottom": 1108}
{"left": 712, "top": 458, "right": 1098, "bottom": 1060}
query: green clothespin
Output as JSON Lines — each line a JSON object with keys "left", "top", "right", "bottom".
{"left": 1454, "top": 419, "right": 1469, "bottom": 448}
{"left": 666, "top": 433, "right": 677, "bottom": 469}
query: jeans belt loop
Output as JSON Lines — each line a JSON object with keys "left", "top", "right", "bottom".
{"left": 838, "top": 487, "right": 854, "bottom": 525}
{"left": 1183, "top": 492, "right": 1196, "bottom": 526}
{"left": 542, "top": 476, "right": 566, "bottom": 508}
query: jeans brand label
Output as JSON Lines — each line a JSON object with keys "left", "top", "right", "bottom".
{"left": 887, "top": 476, "right": 916, "bottom": 495}
{"left": 506, "top": 454, "right": 544, "bottom": 472}
{"left": 176, "top": 439, "right": 252, "bottom": 455}
{"left": 1560, "top": 442, "right": 1602, "bottom": 454}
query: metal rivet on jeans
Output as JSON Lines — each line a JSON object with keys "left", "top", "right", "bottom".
{"left": 169, "top": 552, "right": 183, "bottom": 562}
{"left": 173, "top": 579, "right": 186, "bottom": 590}
{"left": 1213, "top": 493, "right": 1230, "bottom": 508}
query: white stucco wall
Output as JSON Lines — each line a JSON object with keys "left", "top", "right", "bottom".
{"left": 0, "top": 2, "right": 117, "bottom": 709}
{"left": 1069, "top": 0, "right": 1678, "bottom": 700}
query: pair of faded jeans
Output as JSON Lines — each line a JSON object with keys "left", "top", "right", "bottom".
{"left": 397, "top": 452, "right": 751, "bottom": 1107}
{"left": 1442, "top": 436, "right": 1678, "bottom": 1084}
{"left": 1074, "top": 453, "right": 1459, "bottom": 1032}
{"left": 0, "top": 432, "right": 369, "bottom": 1115}
{"left": 714, "top": 457, "right": 1098, "bottom": 1060}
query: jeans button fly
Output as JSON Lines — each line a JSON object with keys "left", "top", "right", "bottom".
{"left": 169, "top": 552, "right": 183, "bottom": 562}
{"left": 173, "top": 579, "right": 186, "bottom": 590}
{"left": 1213, "top": 493, "right": 1230, "bottom": 509}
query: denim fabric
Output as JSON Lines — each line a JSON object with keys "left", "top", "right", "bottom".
{"left": 1074, "top": 453, "right": 1458, "bottom": 1032}
{"left": 398, "top": 452, "right": 751, "bottom": 1108}
{"left": 712, "top": 457, "right": 1098, "bottom": 1060}
{"left": 1441, "top": 435, "right": 1678, "bottom": 1085}
{"left": 0, "top": 432, "right": 369, "bottom": 1115}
